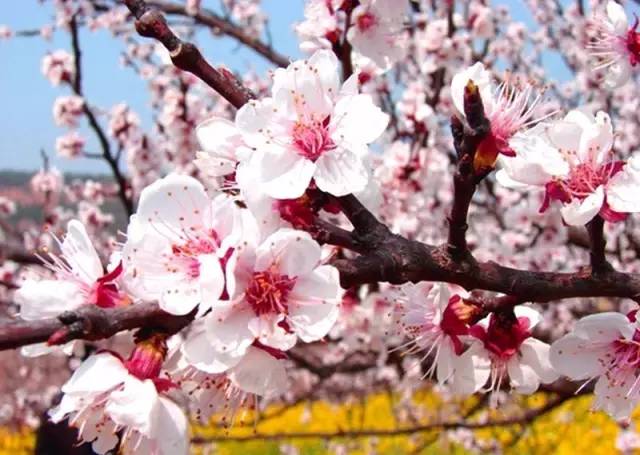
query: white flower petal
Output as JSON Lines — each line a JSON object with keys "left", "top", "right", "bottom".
{"left": 196, "top": 116, "right": 239, "bottom": 151}
{"left": 290, "top": 265, "right": 341, "bottom": 302}
{"left": 550, "top": 333, "right": 609, "bottom": 380}
{"left": 503, "top": 127, "right": 570, "bottom": 185}
{"left": 159, "top": 281, "right": 201, "bottom": 316}
{"left": 450, "top": 62, "right": 493, "bottom": 117}
{"left": 495, "top": 169, "right": 534, "bottom": 189}
{"left": 573, "top": 312, "right": 635, "bottom": 341}
{"left": 560, "top": 186, "right": 604, "bottom": 226}
{"left": 194, "top": 151, "right": 237, "bottom": 178}
{"left": 308, "top": 49, "right": 341, "bottom": 96}
{"left": 331, "top": 94, "right": 388, "bottom": 146}
{"left": 156, "top": 397, "right": 189, "bottom": 455}
{"left": 514, "top": 305, "right": 542, "bottom": 330}
{"left": 204, "top": 304, "right": 255, "bottom": 357}
{"left": 236, "top": 98, "right": 287, "bottom": 149}
{"left": 49, "top": 393, "right": 81, "bottom": 423}
{"left": 314, "top": 149, "right": 369, "bottom": 196}
{"left": 91, "top": 432, "right": 119, "bottom": 455}
{"left": 195, "top": 254, "right": 225, "bottom": 317}
{"left": 255, "top": 229, "right": 321, "bottom": 277}
{"left": 519, "top": 338, "right": 558, "bottom": 384}
{"left": 578, "top": 111, "right": 613, "bottom": 164}
{"left": 182, "top": 327, "right": 243, "bottom": 373}
{"left": 607, "top": 157, "right": 640, "bottom": 213}
{"left": 248, "top": 315, "right": 297, "bottom": 350}
{"left": 137, "top": 173, "right": 210, "bottom": 242}
{"left": 258, "top": 149, "right": 316, "bottom": 199}
{"left": 62, "top": 353, "right": 129, "bottom": 395}
{"left": 106, "top": 377, "right": 157, "bottom": 436}
{"left": 604, "top": 61, "right": 632, "bottom": 88}
{"left": 62, "top": 219, "right": 103, "bottom": 283}
{"left": 593, "top": 373, "right": 637, "bottom": 420}
{"left": 450, "top": 343, "right": 491, "bottom": 395}
{"left": 21, "top": 341, "right": 74, "bottom": 358}
{"left": 16, "top": 280, "right": 84, "bottom": 321}
{"left": 225, "top": 244, "right": 258, "bottom": 300}
{"left": 507, "top": 357, "right": 540, "bottom": 394}
{"left": 436, "top": 340, "right": 455, "bottom": 385}
{"left": 229, "top": 346, "right": 288, "bottom": 396}
{"left": 272, "top": 55, "right": 336, "bottom": 116}
{"left": 288, "top": 299, "right": 339, "bottom": 342}
{"left": 607, "top": 0, "right": 629, "bottom": 35}
{"left": 547, "top": 119, "right": 582, "bottom": 156}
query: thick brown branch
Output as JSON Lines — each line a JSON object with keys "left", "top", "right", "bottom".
{"left": 332, "top": 227, "right": 640, "bottom": 302}
{"left": 124, "top": 0, "right": 254, "bottom": 108}
{"left": 311, "top": 219, "right": 369, "bottom": 254}
{"left": 337, "top": 195, "right": 386, "bottom": 236}
{"left": 0, "top": 302, "right": 192, "bottom": 351}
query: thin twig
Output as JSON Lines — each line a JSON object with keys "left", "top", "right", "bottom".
{"left": 68, "top": 15, "right": 133, "bottom": 216}
{"left": 191, "top": 394, "right": 575, "bottom": 443}
{"left": 586, "top": 215, "right": 611, "bottom": 274}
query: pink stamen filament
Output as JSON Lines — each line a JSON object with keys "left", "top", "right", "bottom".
{"left": 245, "top": 267, "right": 296, "bottom": 316}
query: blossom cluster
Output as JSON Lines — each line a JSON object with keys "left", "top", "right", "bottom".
{"left": 16, "top": 169, "right": 346, "bottom": 452}
{"left": 14, "top": 48, "right": 391, "bottom": 453}
{"left": 296, "top": 0, "right": 409, "bottom": 70}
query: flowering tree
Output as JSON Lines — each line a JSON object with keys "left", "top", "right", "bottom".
{"left": 4, "top": 0, "right": 640, "bottom": 452}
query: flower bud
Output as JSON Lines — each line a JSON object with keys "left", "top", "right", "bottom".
{"left": 126, "top": 333, "right": 168, "bottom": 380}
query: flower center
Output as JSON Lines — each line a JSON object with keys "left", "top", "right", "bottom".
{"left": 625, "top": 21, "right": 640, "bottom": 66}
{"left": 565, "top": 162, "right": 609, "bottom": 196}
{"left": 91, "top": 261, "right": 129, "bottom": 308}
{"left": 563, "top": 161, "right": 624, "bottom": 198}
{"left": 356, "top": 12, "right": 377, "bottom": 32}
{"left": 609, "top": 332, "right": 640, "bottom": 386}
{"left": 170, "top": 229, "right": 221, "bottom": 278}
{"left": 291, "top": 118, "right": 335, "bottom": 161}
{"left": 470, "top": 313, "right": 531, "bottom": 360}
{"left": 540, "top": 161, "right": 625, "bottom": 213}
{"left": 245, "top": 268, "right": 296, "bottom": 316}
{"left": 171, "top": 230, "right": 219, "bottom": 257}
{"left": 273, "top": 195, "right": 315, "bottom": 230}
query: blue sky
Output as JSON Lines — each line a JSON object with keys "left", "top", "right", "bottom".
{"left": 0, "top": 0, "right": 305, "bottom": 174}
{"left": 0, "top": 0, "right": 559, "bottom": 174}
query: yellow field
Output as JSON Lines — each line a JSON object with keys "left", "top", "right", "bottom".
{"left": 0, "top": 391, "right": 629, "bottom": 454}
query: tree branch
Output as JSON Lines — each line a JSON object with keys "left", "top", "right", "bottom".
{"left": 0, "top": 302, "right": 192, "bottom": 351}
{"left": 123, "top": 0, "right": 255, "bottom": 109}
{"left": 1, "top": 245, "right": 41, "bottom": 265}
{"left": 311, "top": 219, "right": 369, "bottom": 254}
{"left": 334, "top": 3, "right": 355, "bottom": 81}
{"left": 586, "top": 215, "right": 611, "bottom": 274}
{"left": 332, "top": 229, "right": 640, "bottom": 302}
{"left": 143, "top": 0, "right": 289, "bottom": 68}
{"left": 68, "top": 15, "right": 134, "bottom": 216}
{"left": 446, "top": 82, "right": 490, "bottom": 259}
{"left": 191, "top": 393, "right": 576, "bottom": 443}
